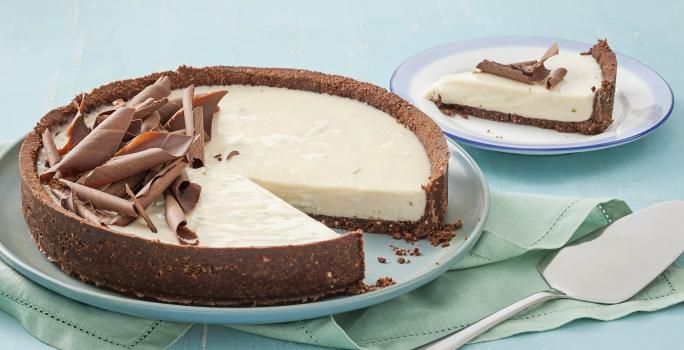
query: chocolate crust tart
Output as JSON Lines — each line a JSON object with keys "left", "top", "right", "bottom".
{"left": 19, "top": 66, "right": 450, "bottom": 306}
{"left": 427, "top": 40, "right": 617, "bottom": 135}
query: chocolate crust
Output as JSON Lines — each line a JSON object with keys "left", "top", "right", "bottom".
{"left": 20, "top": 66, "right": 449, "bottom": 305}
{"left": 436, "top": 40, "right": 617, "bottom": 135}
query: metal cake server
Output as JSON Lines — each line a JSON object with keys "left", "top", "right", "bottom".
{"left": 422, "top": 200, "right": 684, "bottom": 350}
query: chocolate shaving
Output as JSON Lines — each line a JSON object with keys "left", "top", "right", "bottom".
{"left": 134, "top": 159, "right": 187, "bottom": 208}
{"left": 138, "top": 163, "right": 165, "bottom": 188}
{"left": 157, "top": 96, "right": 182, "bottom": 124}
{"left": 140, "top": 112, "right": 161, "bottom": 133}
{"left": 169, "top": 170, "right": 201, "bottom": 213}
{"left": 57, "top": 94, "right": 91, "bottom": 155}
{"left": 188, "top": 107, "right": 205, "bottom": 168}
{"left": 125, "top": 184, "right": 157, "bottom": 233}
{"left": 164, "top": 192, "right": 198, "bottom": 246}
{"left": 50, "top": 187, "right": 74, "bottom": 212}
{"left": 80, "top": 134, "right": 192, "bottom": 188}
{"left": 538, "top": 42, "right": 560, "bottom": 67}
{"left": 74, "top": 200, "right": 108, "bottom": 226}
{"left": 115, "top": 131, "right": 194, "bottom": 156}
{"left": 128, "top": 76, "right": 171, "bottom": 106}
{"left": 41, "top": 129, "right": 61, "bottom": 167}
{"left": 182, "top": 85, "right": 195, "bottom": 136}
{"left": 476, "top": 42, "right": 560, "bottom": 84}
{"left": 546, "top": 68, "right": 568, "bottom": 90}
{"left": 100, "top": 171, "right": 148, "bottom": 198}
{"left": 42, "top": 107, "right": 134, "bottom": 180}
{"left": 80, "top": 149, "right": 189, "bottom": 188}
{"left": 193, "top": 90, "right": 228, "bottom": 139}
{"left": 133, "top": 97, "right": 168, "bottom": 119}
{"left": 93, "top": 110, "right": 113, "bottom": 129}
{"left": 163, "top": 112, "right": 185, "bottom": 132}
{"left": 59, "top": 179, "right": 138, "bottom": 217}
{"left": 225, "top": 150, "right": 240, "bottom": 161}
{"left": 109, "top": 160, "right": 187, "bottom": 226}
{"left": 162, "top": 90, "right": 228, "bottom": 139}
{"left": 123, "top": 119, "right": 143, "bottom": 141}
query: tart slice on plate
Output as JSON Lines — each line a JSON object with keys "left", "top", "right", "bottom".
{"left": 390, "top": 36, "right": 673, "bottom": 155}
{"left": 425, "top": 40, "right": 617, "bottom": 135}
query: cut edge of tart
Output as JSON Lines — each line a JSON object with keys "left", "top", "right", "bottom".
{"left": 19, "top": 66, "right": 454, "bottom": 306}
{"left": 426, "top": 40, "right": 617, "bottom": 135}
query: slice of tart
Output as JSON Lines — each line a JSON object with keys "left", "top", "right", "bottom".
{"left": 20, "top": 66, "right": 453, "bottom": 306}
{"left": 425, "top": 40, "right": 617, "bottom": 135}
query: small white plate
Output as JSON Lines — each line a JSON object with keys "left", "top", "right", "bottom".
{"left": 390, "top": 37, "right": 674, "bottom": 155}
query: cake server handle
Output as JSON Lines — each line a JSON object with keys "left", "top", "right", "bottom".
{"left": 420, "top": 291, "right": 561, "bottom": 350}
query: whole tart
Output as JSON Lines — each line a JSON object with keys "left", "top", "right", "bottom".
{"left": 19, "top": 66, "right": 451, "bottom": 306}
{"left": 426, "top": 40, "right": 617, "bottom": 135}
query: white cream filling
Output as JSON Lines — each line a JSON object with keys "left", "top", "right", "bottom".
{"left": 425, "top": 53, "right": 603, "bottom": 122}
{"left": 192, "top": 85, "right": 430, "bottom": 221}
{"left": 43, "top": 85, "right": 432, "bottom": 247}
{"left": 117, "top": 173, "right": 339, "bottom": 247}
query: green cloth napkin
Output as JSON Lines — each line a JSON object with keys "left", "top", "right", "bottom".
{"left": 230, "top": 194, "right": 684, "bottom": 349}
{"left": 1, "top": 140, "right": 684, "bottom": 350}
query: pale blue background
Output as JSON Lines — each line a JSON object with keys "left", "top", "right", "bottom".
{"left": 1, "top": 0, "right": 682, "bottom": 348}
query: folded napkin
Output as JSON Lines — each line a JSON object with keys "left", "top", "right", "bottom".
{"left": 2, "top": 140, "right": 684, "bottom": 350}
{"left": 230, "top": 194, "right": 684, "bottom": 349}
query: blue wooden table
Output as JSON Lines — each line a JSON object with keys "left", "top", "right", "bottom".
{"left": 1, "top": 0, "right": 682, "bottom": 348}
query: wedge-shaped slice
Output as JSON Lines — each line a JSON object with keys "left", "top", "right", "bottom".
{"left": 426, "top": 40, "right": 617, "bottom": 135}
{"left": 122, "top": 173, "right": 342, "bottom": 247}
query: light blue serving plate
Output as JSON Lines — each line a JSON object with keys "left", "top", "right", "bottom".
{"left": 0, "top": 138, "right": 488, "bottom": 324}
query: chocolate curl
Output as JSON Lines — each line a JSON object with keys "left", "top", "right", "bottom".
{"left": 93, "top": 110, "right": 114, "bottom": 129}
{"left": 109, "top": 160, "right": 187, "bottom": 226}
{"left": 534, "top": 42, "right": 559, "bottom": 69}
{"left": 193, "top": 90, "right": 228, "bottom": 140}
{"left": 50, "top": 187, "right": 74, "bottom": 212}
{"left": 42, "top": 107, "right": 135, "bottom": 180}
{"left": 164, "top": 192, "right": 198, "bottom": 246}
{"left": 93, "top": 77, "right": 170, "bottom": 128}
{"left": 80, "top": 134, "right": 193, "bottom": 187}
{"left": 115, "top": 131, "right": 194, "bottom": 156}
{"left": 96, "top": 100, "right": 165, "bottom": 141}
{"left": 521, "top": 42, "right": 559, "bottom": 80}
{"left": 128, "top": 76, "right": 171, "bottom": 106}
{"left": 476, "top": 60, "right": 546, "bottom": 84}
{"left": 74, "top": 200, "right": 108, "bottom": 227}
{"left": 188, "top": 107, "right": 205, "bottom": 168}
{"left": 100, "top": 171, "right": 148, "bottom": 198}
{"left": 125, "top": 184, "right": 157, "bottom": 233}
{"left": 157, "top": 96, "right": 182, "bottom": 124}
{"left": 169, "top": 170, "right": 201, "bottom": 213}
{"left": 163, "top": 90, "right": 228, "bottom": 139}
{"left": 135, "top": 160, "right": 187, "bottom": 208}
{"left": 58, "top": 94, "right": 91, "bottom": 156}
{"left": 225, "top": 150, "right": 240, "bottom": 161}
{"left": 162, "top": 111, "right": 185, "bottom": 132}
{"left": 140, "top": 112, "right": 161, "bottom": 133}
{"left": 476, "top": 42, "right": 560, "bottom": 84}
{"left": 41, "top": 129, "right": 61, "bottom": 167}
{"left": 123, "top": 119, "right": 143, "bottom": 141}
{"left": 546, "top": 68, "right": 568, "bottom": 90}
{"left": 59, "top": 179, "right": 138, "bottom": 217}
{"left": 133, "top": 97, "right": 168, "bottom": 119}
{"left": 138, "top": 163, "right": 165, "bottom": 188}
{"left": 182, "top": 85, "right": 195, "bottom": 136}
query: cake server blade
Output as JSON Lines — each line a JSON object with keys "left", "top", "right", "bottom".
{"left": 421, "top": 200, "right": 684, "bottom": 350}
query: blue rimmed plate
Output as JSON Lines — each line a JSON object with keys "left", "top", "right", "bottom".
{"left": 390, "top": 36, "right": 674, "bottom": 155}
{"left": 0, "top": 138, "right": 488, "bottom": 324}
